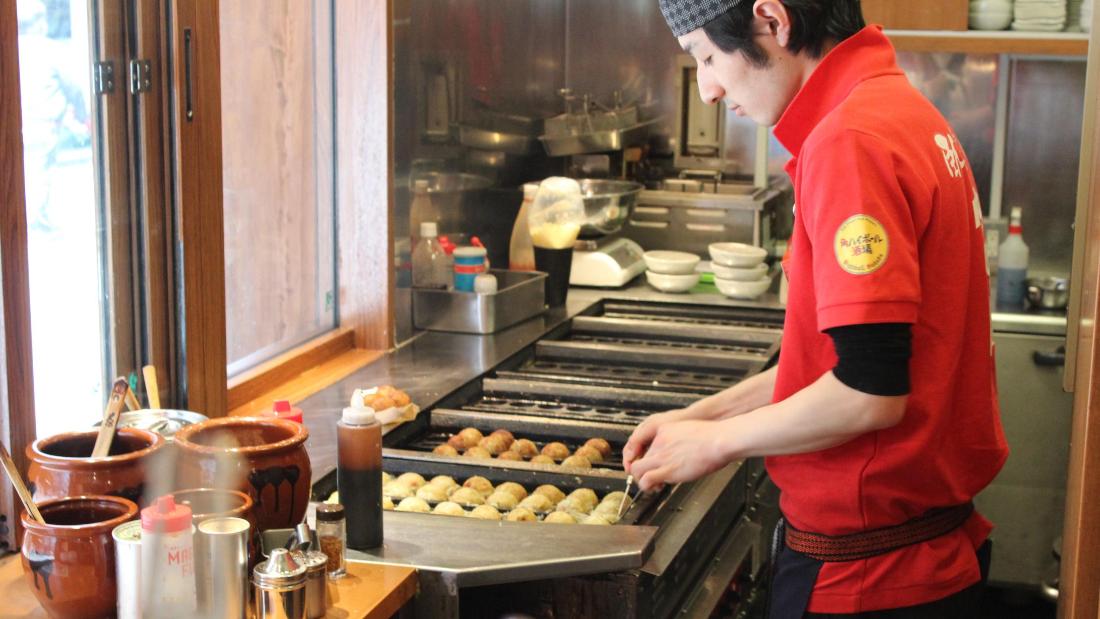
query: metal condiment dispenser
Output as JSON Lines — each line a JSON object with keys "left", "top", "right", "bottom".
{"left": 253, "top": 548, "right": 307, "bottom": 619}
{"left": 297, "top": 550, "right": 330, "bottom": 618}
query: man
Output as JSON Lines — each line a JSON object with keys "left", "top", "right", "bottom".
{"left": 623, "top": 1, "right": 1009, "bottom": 617}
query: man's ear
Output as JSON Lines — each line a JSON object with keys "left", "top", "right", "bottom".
{"left": 753, "top": 0, "right": 793, "bottom": 48}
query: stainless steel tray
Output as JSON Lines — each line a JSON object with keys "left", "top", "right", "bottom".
{"left": 412, "top": 270, "right": 547, "bottom": 334}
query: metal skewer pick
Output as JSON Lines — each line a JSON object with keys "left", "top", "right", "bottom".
{"left": 617, "top": 475, "right": 634, "bottom": 520}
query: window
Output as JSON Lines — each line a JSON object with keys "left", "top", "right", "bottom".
{"left": 220, "top": 0, "right": 337, "bottom": 377}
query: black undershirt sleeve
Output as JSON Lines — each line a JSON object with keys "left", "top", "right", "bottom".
{"left": 824, "top": 322, "right": 912, "bottom": 396}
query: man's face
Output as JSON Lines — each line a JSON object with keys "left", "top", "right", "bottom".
{"left": 678, "top": 25, "right": 802, "bottom": 127}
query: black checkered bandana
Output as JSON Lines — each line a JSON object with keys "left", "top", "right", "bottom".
{"left": 658, "top": 0, "right": 747, "bottom": 36}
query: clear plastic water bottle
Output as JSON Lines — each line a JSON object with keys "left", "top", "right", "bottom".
{"left": 411, "top": 221, "right": 449, "bottom": 289}
{"left": 996, "top": 207, "right": 1029, "bottom": 310}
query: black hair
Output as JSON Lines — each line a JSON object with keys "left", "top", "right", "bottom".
{"left": 702, "top": 0, "right": 866, "bottom": 67}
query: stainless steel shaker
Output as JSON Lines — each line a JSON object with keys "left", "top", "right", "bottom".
{"left": 253, "top": 548, "right": 307, "bottom": 619}
{"left": 197, "top": 516, "right": 250, "bottom": 619}
{"left": 296, "top": 550, "right": 329, "bottom": 619}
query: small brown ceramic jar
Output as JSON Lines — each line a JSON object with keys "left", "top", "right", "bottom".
{"left": 27, "top": 428, "right": 166, "bottom": 507}
{"left": 174, "top": 417, "right": 311, "bottom": 531}
{"left": 21, "top": 495, "right": 139, "bottom": 619}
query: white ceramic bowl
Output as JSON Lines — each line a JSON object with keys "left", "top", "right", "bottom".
{"left": 708, "top": 242, "right": 768, "bottom": 268}
{"left": 712, "top": 262, "right": 769, "bottom": 282}
{"left": 969, "top": 10, "right": 1012, "bottom": 30}
{"left": 645, "top": 270, "right": 699, "bottom": 293}
{"left": 643, "top": 250, "right": 700, "bottom": 275}
{"left": 715, "top": 275, "right": 772, "bottom": 299}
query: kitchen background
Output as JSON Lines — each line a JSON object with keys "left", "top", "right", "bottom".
{"left": 216, "top": 0, "right": 1086, "bottom": 600}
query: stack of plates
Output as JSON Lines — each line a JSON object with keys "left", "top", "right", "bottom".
{"left": 1067, "top": 0, "right": 1084, "bottom": 28}
{"left": 1082, "top": 0, "right": 1093, "bottom": 30}
{"left": 1012, "top": 0, "right": 1067, "bottom": 31}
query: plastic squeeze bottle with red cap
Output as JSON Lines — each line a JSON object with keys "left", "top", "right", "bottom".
{"left": 140, "top": 495, "right": 197, "bottom": 616}
{"left": 270, "top": 399, "right": 304, "bottom": 424}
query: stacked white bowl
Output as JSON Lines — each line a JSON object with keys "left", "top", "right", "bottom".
{"left": 708, "top": 242, "right": 772, "bottom": 299}
{"left": 643, "top": 251, "right": 700, "bottom": 293}
{"left": 1012, "top": 0, "right": 1067, "bottom": 30}
{"left": 970, "top": 0, "right": 1014, "bottom": 30}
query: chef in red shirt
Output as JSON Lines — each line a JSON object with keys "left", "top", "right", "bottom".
{"left": 623, "top": 1, "right": 1009, "bottom": 617}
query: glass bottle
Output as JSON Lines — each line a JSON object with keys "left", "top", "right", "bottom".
{"left": 411, "top": 221, "right": 449, "bottom": 289}
{"left": 315, "top": 503, "right": 347, "bottom": 579}
{"left": 509, "top": 183, "right": 538, "bottom": 271}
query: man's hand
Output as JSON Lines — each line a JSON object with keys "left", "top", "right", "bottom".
{"left": 627, "top": 419, "right": 731, "bottom": 492}
{"left": 622, "top": 408, "right": 693, "bottom": 473}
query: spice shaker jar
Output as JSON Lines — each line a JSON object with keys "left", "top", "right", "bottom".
{"left": 315, "top": 503, "right": 347, "bottom": 578}
{"left": 253, "top": 548, "right": 307, "bottom": 619}
{"left": 295, "top": 550, "right": 329, "bottom": 619}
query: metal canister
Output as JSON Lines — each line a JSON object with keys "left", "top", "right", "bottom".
{"left": 297, "top": 550, "right": 329, "bottom": 618}
{"left": 253, "top": 548, "right": 307, "bottom": 619}
{"left": 112, "top": 521, "right": 143, "bottom": 619}
{"left": 197, "top": 516, "right": 250, "bottom": 619}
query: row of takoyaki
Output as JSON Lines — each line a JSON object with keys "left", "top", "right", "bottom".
{"left": 432, "top": 427, "right": 613, "bottom": 470}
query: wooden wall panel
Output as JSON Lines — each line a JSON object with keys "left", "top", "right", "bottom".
{"left": 170, "top": 0, "right": 227, "bottom": 417}
{"left": 219, "top": 0, "right": 336, "bottom": 373}
{"left": 862, "top": 0, "right": 969, "bottom": 31}
{"left": 0, "top": 0, "right": 37, "bottom": 549}
{"left": 335, "top": 0, "right": 393, "bottom": 351}
{"left": 1060, "top": 4, "right": 1100, "bottom": 618}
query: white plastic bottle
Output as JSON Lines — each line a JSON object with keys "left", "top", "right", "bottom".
{"left": 408, "top": 179, "right": 438, "bottom": 241}
{"left": 996, "top": 207, "right": 1029, "bottom": 309}
{"left": 140, "top": 495, "right": 197, "bottom": 617}
{"left": 411, "top": 221, "right": 450, "bottom": 289}
{"left": 509, "top": 183, "right": 538, "bottom": 271}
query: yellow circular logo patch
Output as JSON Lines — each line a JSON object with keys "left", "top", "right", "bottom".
{"left": 833, "top": 214, "right": 889, "bottom": 275}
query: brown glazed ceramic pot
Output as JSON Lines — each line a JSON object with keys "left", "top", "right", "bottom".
{"left": 26, "top": 428, "right": 166, "bottom": 507}
{"left": 21, "top": 495, "right": 139, "bottom": 619}
{"left": 174, "top": 417, "right": 311, "bottom": 531}
{"left": 170, "top": 487, "right": 260, "bottom": 566}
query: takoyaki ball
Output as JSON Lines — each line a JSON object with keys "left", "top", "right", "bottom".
{"left": 468, "top": 505, "right": 502, "bottom": 520}
{"left": 544, "top": 511, "right": 577, "bottom": 524}
{"left": 429, "top": 475, "right": 459, "bottom": 490}
{"left": 382, "top": 472, "right": 394, "bottom": 484}
{"left": 383, "top": 496, "right": 395, "bottom": 510}
{"left": 447, "top": 434, "right": 467, "bottom": 450}
{"left": 383, "top": 482, "right": 412, "bottom": 501}
{"left": 478, "top": 434, "right": 508, "bottom": 456}
{"left": 464, "top": 446, "right": 493, "bottom": 459}
{"left": 583, "top": 438, "right": 612, "bottom": 458}
{"left": 496, "top": 481, "right": 528, "bottom": 502}
{"left": 389, "top": 388, "right": 412, "bottom": 408}
{"left": 463, "top": 476, "right": 495, "bottom": 497}
{"left": 432, "top": 501, "right": 466, "bottom": 517}
{"left": 540, "top": 442, "right": 571, "bottom": 461}
{"left": 505, "top": 507, "right": 538, "bottom": 522}
{"left": 486, "top": 491, "right": 518, "bottom": 511}
{"left": 416, "top": 484, "right": 449, "bottom": 503}
{"left": 449, "top": 487, "right": 485, "bottom": 507}
{"left": 518, "top": 494, "right": 553, "bottom": 512}
{"left": 533, "top": 484, "right": 566, "bottom": 505}
{"left": 395, "top": 497, "right": 431, "bottom": 513}
{"left": 554, "top": 497, "right": 588, "bottom": 515}
{"left": 497, "top": 450, "right": 523, "bottom": 462}
{"left": 509, "top": 439, "right": 538, "bottom": 459}
{"left": 593, "top": 502, "right": 622, "bottom": 523}
{"left": 489, "top": 429, "right": 515, "bottom": 448}
{"left": 530, "top": 454, "right": 555, "bottom": 465}
{"left": 458, "top": 427, "right": 484, "bottom": 449}
{"left": 573, "top": 445, "right": 603, "bottom": 463}
{"left": 567, "top": 488, "right": 600, "bottom": 512}
{"left": 395, "top": 472, "right": 426, "bottom": 489}
{"left": 581, "top": 513, "right": 613, "bottom": 526}
{"left": 433, "top": 443, "right": 460, "bottom": 457}
{"left": 560, "top": 455, "right": 592, "bottom": 469}
{"left": 600, "top": 492, "right": 629, "bottom": 509}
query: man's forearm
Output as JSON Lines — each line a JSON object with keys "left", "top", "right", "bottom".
{"left": 687, "top": 366, "right": 778, "bottom": 421}
{"left": 714, "top": 370, "right": 907, "bottom": 459}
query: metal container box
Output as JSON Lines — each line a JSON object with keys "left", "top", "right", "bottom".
{"left": 413, "top": 270, "right": 546, "bottom": 334}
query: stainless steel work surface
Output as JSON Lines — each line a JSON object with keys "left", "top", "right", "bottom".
{"left": 347, "top": 511, "right": 658, "bottom": 588}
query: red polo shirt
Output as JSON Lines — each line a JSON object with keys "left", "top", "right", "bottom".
{"left": 767, "top": 27, "right": 1008, "bottom": 613}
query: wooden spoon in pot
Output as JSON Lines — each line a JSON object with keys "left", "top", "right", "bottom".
{"left": 0, "top": 441, "right": 44, "bottom": 524}
{"left": 92, "top": 377, "right": 130, "bottom": 458}
{"left": 143, "top": 364, "right": 161, "bottom": 410}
